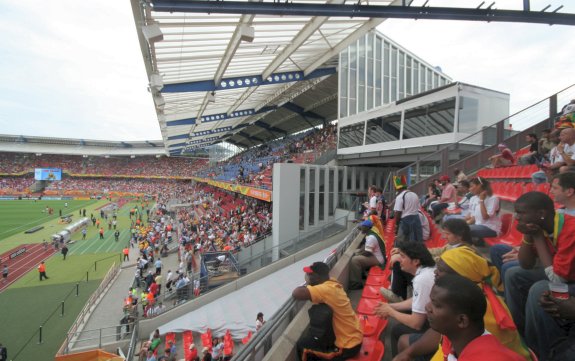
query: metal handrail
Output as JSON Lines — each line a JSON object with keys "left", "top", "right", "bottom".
{"left": 57, "top": 262, "right": 121, "bottom": 355}
{"left": 392, "top": 83, "right": 575, "bottom": 197}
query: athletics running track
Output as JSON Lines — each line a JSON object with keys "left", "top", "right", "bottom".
{"left": 0, "top": 243, "right": 56, "bottom": 292}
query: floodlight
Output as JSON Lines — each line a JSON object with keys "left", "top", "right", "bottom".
{"left": 141, "top": 23, "right": 163, "bottom": 43}
{"left": 150, "top": 73, "right": 164, "bottom": 92}
{"left": 239, "top": 25, "right": 255, "bottom": 43}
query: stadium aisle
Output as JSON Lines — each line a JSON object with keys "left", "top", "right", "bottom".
{"left": 71, "top": 245, "right": 182, "bottom": 350}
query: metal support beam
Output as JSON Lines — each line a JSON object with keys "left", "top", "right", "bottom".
{"left": 282, "top": 102, "right": 325, "bottom": 121}
{"left": 151, "top": 1, "right": 575, "bottom": 26}
{"left": 165, "top": 105, "right": 276, "bottom": 126}
{"left": 162, "top": 67, "right": 336, "bottom": 93}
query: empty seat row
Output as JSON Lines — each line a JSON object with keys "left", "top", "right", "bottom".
{"left": 477, "top": 164, "right": 538, "bottom": 179}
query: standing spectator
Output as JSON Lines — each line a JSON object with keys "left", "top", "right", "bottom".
{"left": 2, "top": 265, "right": 8, "bottom": 284}
{"left": 292, "top": 262, "right": 363, "bottom": 360}
{"left": 393, "top": 176, "right": 422, "bottom": 242}
{"left": 82, "top": 228, "right": 87, "bottom": 240}
{"left": 99, "top": 227, "right": 104, "bottom": 240}
{"left": 256, "top": 312, "right": 265, "bottom": 331}
{"left": 123, "top": 247, "right": 130, "bottom": 261}
{"left": 0, "top": 343, "right": 7, "bottom": 361}
{"left": 114, "top": 230, "right": 120, "bottom": 242}
{"left": 155, "top": 258, "right": 162, "bottom": 275}
{"left": 38, "top": 261, "right": 49, "bottom": 281}
{"left": 61, "top": 244, "right": 68, "bottom": 260}
{"left": 489, "top": 143, "right": 515, "bottom": 168}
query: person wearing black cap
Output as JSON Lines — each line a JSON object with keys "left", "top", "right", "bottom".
{"left": 292, "top": 262, "right": 363, "bottom": 360}
{"left": 348, "top": 219, "right": 386, "bottom": 290}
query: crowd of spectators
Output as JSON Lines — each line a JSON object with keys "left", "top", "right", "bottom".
{"left": 199, "top": 124, "right": 337, "bottom": 187}
{"left": 175, "top": 184, "right": 272, "bottom": 253}
{"left": 44, "top": 178, "right": 191, "bottom": 196}
{"left": 0, "top": 152, "right": 207, "bottom": 178}
{"left": 0, "top": 176, "right": 35, "bottom": 194}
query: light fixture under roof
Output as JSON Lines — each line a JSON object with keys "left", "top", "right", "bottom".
{"left": 141, "top": 23, "right": 163, "bottom": 43}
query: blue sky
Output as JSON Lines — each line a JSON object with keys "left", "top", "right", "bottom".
{"left": 0, "top": 0, "right": 573, "bottom": 141}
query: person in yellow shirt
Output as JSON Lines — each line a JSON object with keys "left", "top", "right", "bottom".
{"left": 292, "top": 262, "right": 363, "bottom": 361}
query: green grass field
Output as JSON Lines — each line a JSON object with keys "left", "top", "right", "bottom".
{"left": 0, "top": 199, "right": 96, "bottom": 241}
{"left": 0, "top": 199, "right": 144, "bottom": 361}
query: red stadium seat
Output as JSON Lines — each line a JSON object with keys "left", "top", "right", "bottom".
{"left": 347, "top": 338, "right": 384, "bottom": 361}
{"left": 356, "top": 298, "right": 380, "bottom": 316}
{"left": 361, "top": 285, "right": 384, "bottom": 299}
{"left": 484, "top": 214, "right": 514, "bottom": 247}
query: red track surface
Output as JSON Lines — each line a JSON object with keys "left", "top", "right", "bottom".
{"left": 0, "top": 243, "right": 56, "bottom": 292}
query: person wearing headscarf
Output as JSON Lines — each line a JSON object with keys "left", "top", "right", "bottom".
{"left": 392, "top": 246, "right": 531, "bottom": 361}
{"left": 435, "top": 246, "right": 531, "bottom": 360}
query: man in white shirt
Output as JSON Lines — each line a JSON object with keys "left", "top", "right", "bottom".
{"left": 349, "top": 219, "right": 386, "bottom": 290}
{"left": 393, "top": 176, "right": 423, "bottom": 242}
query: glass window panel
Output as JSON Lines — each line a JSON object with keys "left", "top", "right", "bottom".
{"left": 406, "top": 55, "right": 412, "bottom": 96}
{"left": 402, "top": 97, "right": 456, "bottom": 139}
{"left": 384, "top": 41, "right": 390, "bottom": 104}
{"left": 300, "top": 168, "right": 306, "bottom": 230}
{"left": 458, "top": 96, "right": 479, "bottom": 133}
{"left": 309, "top": 168, "right": 315, "bottom": 226}
{"left": 319, "top": 169, "right": 325, "bottom": 221}
{"left": 338, "top": 123, "right": 365, "bottom": 148}
{"left": 413, "top": 60, "right": 419, "bottom": 94}
{"left": 391, "top": 46, "right": 397, "bottom": 102}
{"left": 365, "top": 112, "right": 402, "bottom": 144}
{"left": 375, "top": 59, "right": 382, "bottom": 107}
{"left": 426, "top": 68, "right": 432, "bottom": 91}
{"left": 329, "top": 169, "right": 335, "bottom": 216}
{"left": 433, "top": 73, "right": 439, "bottom": 88}
{"left": 419, "top": 63, "right": 425, "bottom": 92}
{"left": 398, "top": 51, "right": 405, "bottom": 99}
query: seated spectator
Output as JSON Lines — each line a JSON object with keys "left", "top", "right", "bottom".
{"left": 375, "top": 241, "right": 435, "bottom": 357}
{"left": 443, "top": 180, "right": 473, "bottom": 221}
{"left": 395, "top": 246, "right": 529, "bottom": 360}
{"left": 539, "top": 129, "right": 564, "bottom": 177}
{"left": 539, "top": 290, "right": 575, "bottom": 360}
{"left": 519, "top": 133, "right": 540, "bottom": 165}
{"left": 292, "top": 262, "right": 363, "bottom": 361}
{"left": 453, "top": 168, "right": 467, "bottom": 186}
{"left": 431, "top": 175, "right": 457, "bottom": 221}
{"left": 348, "top": 219, "right": 386, "bottom": 290}
{"left": 428, "top": 218, "right": 473, "bottom": 258}
{"left": 420, "top": 183, "right": 441, "bottom": 211}
{"left": 465, "top": 177, "right": 501, "bottom": 245}
{"left": 505, "top": 185, "right": 575, "bottom": 359}
{"left": 489, "top": 143, "right": 515, "bottom": 168}
{"left": 426, "top": 275, "right": 524, "bottom": 360}
{"left": 539, "top": 129, "right": 555, "bottom": 158}
{"left": 555, "top": 128, "right": 575, "bottom": 173}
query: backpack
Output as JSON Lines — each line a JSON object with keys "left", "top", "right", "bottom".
{"left": 307, "top": 303, "right": 336, "bottom": 352}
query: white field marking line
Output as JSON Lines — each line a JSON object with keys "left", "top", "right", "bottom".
{"left": 0, "top": 202, "right": 92, "bottom": 237}
{"left": 103, "top": 229, "right": 129, "bottom": 253}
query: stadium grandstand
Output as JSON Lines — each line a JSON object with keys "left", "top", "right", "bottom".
{"left": 1, "top": 1, "right": 575, "bottom": 361}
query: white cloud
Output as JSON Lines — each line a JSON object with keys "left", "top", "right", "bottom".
{"left": 0, "top": 0, "right": 573, "bottom": 141}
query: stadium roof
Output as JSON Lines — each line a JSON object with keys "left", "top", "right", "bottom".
{"left": 0, "top": 134, "right": 166, "bottom": 157}
{"left": 131, "top": 0, "right": 403, "bottom": 155}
